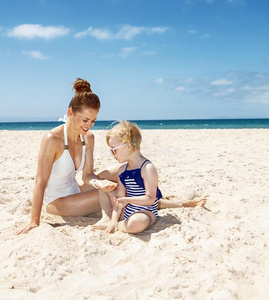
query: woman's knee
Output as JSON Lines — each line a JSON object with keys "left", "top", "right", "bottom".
{"left": 46, "top": 202, "right": 60, "bottom": 215}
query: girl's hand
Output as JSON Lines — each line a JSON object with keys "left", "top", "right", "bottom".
{"left": 106, "top": 220, "right": 118, "bottom": 234}
{"left": 17, "top": 223, "right": 39, "bottom": 235}
{"left": 115, "top": 197, "right": 129, "bottom": 207}
{"left": 96, "top": 179, "right": 118, "bottom": 193}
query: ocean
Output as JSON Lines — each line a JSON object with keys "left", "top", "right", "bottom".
{"left": 0, "top": 119, "right": 269, "bottom": 131}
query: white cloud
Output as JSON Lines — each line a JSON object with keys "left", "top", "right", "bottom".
{"left": 155, "top": 78, "right": 164, "bottom": 84}
{"left": 74, "top": 25, "right": 169, "bottom": 40}
{"left": 74, "top": 27, "right": 111, "bottom": 39}
{"left": 226, "top": 0, "right": 243, "bottom": 3}
{"left": 188, "top": 29, "right": 197, "bottom": 34}
{"left": 115, "top": 25, "right": 143, "bottom": 40}
{"left": 150, "top": 27, "right": 169, "bottom": 34}
{"left": 7, "top": 24, "right": 69, "bottom": 39}
{"left": 213, "top": 88, "right": 234, "bottom": 96}
{"left": 199, "top": 33, "right": 210, "bottom": 39}
{"left": 225, "top": 0, "right": 246, "bottom": 5}
{"left": 24, "top": 50, "right": 49, "bottom": 60}
{"left": 120, "top": 46, "right": 136, "bottom": 58}
{"left": 188, "top": 28, "right": 210, "bottom": 39}
{"left": 241, "top": 85, "right": 269, "bottom": 91}
{"left": 244, "top": 91, "right": 269, "bottom": 104}
{"left": 181, "top": 78, "right": 196, "bottom": 83}
{"left": 241, "top": 85, "right": 252, "bottom": 90}
{"left": 140, "top": 50, "right": 156, "bottom": 56}
{"left": 210, "top": 79, "right": 233, "bottom": 85}
{"left": 175, "top": 86, "right": 185, "bottom": 91}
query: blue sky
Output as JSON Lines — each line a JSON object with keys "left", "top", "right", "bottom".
{"left": 0, "top": 0, "right": 268, "bottom": 121}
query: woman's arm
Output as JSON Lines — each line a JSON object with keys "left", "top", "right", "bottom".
{"left": 116, "top": 163, "right": 158, "bottom": 206}
{"left": 82, "top": 132, "right": 117, "bottom": 192}
{"left": 17, "top": 132, "right": 58, "bottom": 234}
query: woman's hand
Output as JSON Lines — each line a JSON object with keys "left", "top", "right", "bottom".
{"left": 96, "top": 179, "right": 118, "bottom": 193}
{"left": 17, "top": 223, "right": 39, "bottom": 235}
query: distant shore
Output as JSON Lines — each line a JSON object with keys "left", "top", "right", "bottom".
{"left": 0, "top": 117, "right": 269, "bottom": 130}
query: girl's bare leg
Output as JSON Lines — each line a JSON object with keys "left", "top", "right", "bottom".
{"left": 46, "top": 189, "right": 100, "bottom": 216}
{"left": 93, "top": 190, "right": 116, "bottom": 227}
{"left": 158, "top": 196, "right": 208, "bottom": 209}
{"left": 118, "top": 211, "right": 156, "bottom": 234}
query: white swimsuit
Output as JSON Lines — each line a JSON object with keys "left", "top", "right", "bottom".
{"left": 43, "top": 124, "right": 86, "bottom": 207}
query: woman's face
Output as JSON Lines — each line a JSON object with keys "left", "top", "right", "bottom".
{"left": 69, "top": 107, "right": 99, "bottom": 135}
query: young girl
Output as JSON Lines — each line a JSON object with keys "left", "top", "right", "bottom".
{"left": 93, "top": 121, "right": 163, "bottom": 234}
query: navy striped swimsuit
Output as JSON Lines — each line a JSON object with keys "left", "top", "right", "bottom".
{"left": 119, "top": 160, "right": 162, "bottom": 220}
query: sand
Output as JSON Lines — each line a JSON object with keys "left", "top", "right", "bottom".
{"left": 0, "top": 128, "right": 268, "bottom": 300}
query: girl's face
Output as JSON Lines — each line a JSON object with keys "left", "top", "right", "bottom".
{"left": 108, "top": 137, "right": 130, "bottom": 163}
{"left": 68, "top": 107, "right": 98, "bottom": 135}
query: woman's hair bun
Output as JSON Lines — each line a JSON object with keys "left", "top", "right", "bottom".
{"left": 73, "top": 78, "right": 92, "bottom": 93}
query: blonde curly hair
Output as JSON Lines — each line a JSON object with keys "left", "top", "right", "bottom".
{"left": 106, "top": 121, "right": 142, "bottom": 153}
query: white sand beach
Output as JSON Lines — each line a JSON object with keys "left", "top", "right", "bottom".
{"left": 0, "top": 129, "right": 268, "bottom": 300}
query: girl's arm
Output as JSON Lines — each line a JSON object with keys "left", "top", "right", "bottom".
{"left": 116, "top": 163, "right": 158, "bottom": 206}
{"left": 82, "top": 132, "right": 117, "bottom": 193}
{"left": 105, "top": 199, "right": 123, "bottom": 233}
{"left": 17, "top": 133, "right": 58, "bottom": 234}
{"left": 106, "top": 167, "right": 126, "bottom": 233}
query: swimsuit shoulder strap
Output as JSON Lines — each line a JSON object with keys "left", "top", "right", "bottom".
{"left": 140, "top": 159, "right": 150, "bottom": 169}
{"left": 80, "top": 134, "right": 85, "bottom": 147}
{"left": 64, "top": 124, "right": 85, "bottom": 149}
{"left": 64, "top": 124, "right": 68, "bottom": 150}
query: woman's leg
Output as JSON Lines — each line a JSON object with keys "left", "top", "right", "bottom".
{"left": 46, "top": 189, "right": 100, "bottom": 216}
{"left": 118, "top": 211, "right": 156, "bottom": 234}
{"left": 46, "top": 165, "right": 121, "bottom": 217}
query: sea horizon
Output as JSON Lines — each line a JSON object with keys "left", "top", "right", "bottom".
{"left": 0, "top": 118, "right": 269, "bottom": 130}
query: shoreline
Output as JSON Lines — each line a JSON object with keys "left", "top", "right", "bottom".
{"left": 0, "top": 118, "right": 269, "bottom": 131}
{"left": 0, "top": 129, "right": 268, "bottom": 299}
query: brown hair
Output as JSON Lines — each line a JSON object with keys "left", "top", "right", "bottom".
{"left": 106, "top": 121, "right": 142, "bottom": 153}
{"left": 68, "top": 78, "right": 100, "bottom": 113}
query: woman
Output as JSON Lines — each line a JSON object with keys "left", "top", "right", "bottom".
{"left": 18, "top": 78, "right": 118, "bottom": 234}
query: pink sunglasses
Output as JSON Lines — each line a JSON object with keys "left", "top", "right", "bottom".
{"left": 109, "top": 143, "right": 128, "bottom": 155}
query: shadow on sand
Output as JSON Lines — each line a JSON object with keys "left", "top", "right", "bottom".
{"left": 44, "top": 212, "right": 181, "bottom": 243}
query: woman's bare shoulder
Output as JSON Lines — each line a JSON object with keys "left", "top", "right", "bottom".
{"left": 41, "top": 125, "right": 64, "bottom": 147}
{"left": 84, "top": 131, "right": 95, "bottom": 148}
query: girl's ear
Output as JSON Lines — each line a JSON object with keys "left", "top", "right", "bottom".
{"left": 128, "top": 143, "right": 134, "bottom": 154}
